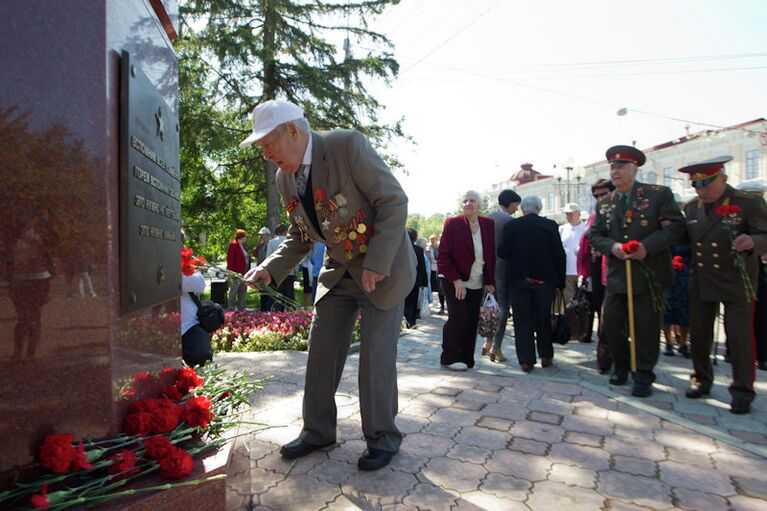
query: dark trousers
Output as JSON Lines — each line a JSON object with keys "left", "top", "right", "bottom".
{"left": 182, "top": 324, "right": 213, "bottom": 367}
{"left": 755, "top": 263, "right": 767, "bottom": 364}
{"left": 404, "top": 284, "right": 420, "bottom": 327}
{"left": 440, "top": 279, "right": 483, "bottom": 368}
{"left": 602, "top": 291, "right": 661, "bottom": 384}
{"left": 510, "top": 281, "right": 555, "bottom": 364}
{"left": 491, "top": 281, "right": 514, "bottom": 350}
{"left": 274, "top": 275, "right": 296, "bottom": 311}
{"left": 689, "top": 285, "right": 756, "bottom": 402}
{"left": 432, "top": 271, "right": 444, "bottom": 309}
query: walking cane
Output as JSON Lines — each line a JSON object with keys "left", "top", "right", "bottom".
{"left": 626, "top": 259, "right": 638, "bottom": 373}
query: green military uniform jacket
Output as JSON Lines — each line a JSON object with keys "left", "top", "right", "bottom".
{"left": 684, "top": 184, "right": 767, "bottom": 302}
{"left": 587, "top": 182, "right": 685, "bottom": 294}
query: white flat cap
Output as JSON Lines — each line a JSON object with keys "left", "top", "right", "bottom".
{"left": 563, "top": 202, "right": 581, "bottom": 213}
{"left": 239, "top": 100, "right": 304, "bottom": 148}
{"left": 737, "top": 181, "right": 767, "bottom": 193}
{"left": 258, "top": 227, "right": 271, "bottom": 235}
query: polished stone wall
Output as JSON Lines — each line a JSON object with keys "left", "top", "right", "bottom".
{"left": 0, "top": 0, "right": 181, "bottom": 484}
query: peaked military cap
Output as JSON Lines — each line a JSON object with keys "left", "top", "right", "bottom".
{"left": 678, "top": 155, "right": 732, "bottom": 187}
{"left": 606, "top": 145, "right": 646, "bottom": 167}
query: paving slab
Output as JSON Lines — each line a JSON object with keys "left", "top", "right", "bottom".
{"left": 221, "top": 305, "right": 767, "bottom": 510}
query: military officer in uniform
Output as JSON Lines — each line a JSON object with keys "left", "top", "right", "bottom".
{"left": 679, "top": 156, "right": 767, "bottom": 414}
{"left": 587, "top": 145, "right": 685, "bottom": 397}
{"left": 241, "top": 100, "right": 416, "bottom": 469}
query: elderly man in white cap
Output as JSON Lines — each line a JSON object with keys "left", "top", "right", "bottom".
{"left": 242, "top": 100, "right": 415, "bottom": 470}
{"left": 559, "top": 202, "right": 586, "bottom": 306}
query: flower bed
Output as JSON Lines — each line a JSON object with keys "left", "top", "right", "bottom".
{"left": 211, "top": 310, "right": 361, "bottom": 352}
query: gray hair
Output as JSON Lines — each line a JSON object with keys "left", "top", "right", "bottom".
{"left": 520, "top": 195, "right": 543, "bottom": 214}
{"left": 462, "top": 190, "right": 482, "bottom": 204}
{"left": 279, "top": 117, "right": 310, "bottom": 134}
{"left": 415, "top": 237, "right": 428, "bottom": 249}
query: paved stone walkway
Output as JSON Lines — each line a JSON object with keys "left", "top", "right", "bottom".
{"left": 222, "top": 306, "right": 767, "bottom": 510}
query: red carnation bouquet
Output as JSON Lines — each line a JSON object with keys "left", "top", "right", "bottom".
{"left": 181, "top": 246, "right": 300, "bottom": 309}
{"left": 621, "top": 239, "right": 665, "bottom": 311}
{"left": 715, "top": 203, "right": 756, "bottom": 301}
{"left": 1, "top": 365, "right": 262, "bottom": 510}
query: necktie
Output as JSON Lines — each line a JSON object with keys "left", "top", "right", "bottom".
{"left": 618, "top": 193, "right": 628, "bottom": 204}
{"left": 295, "top": 165, "right": 309, "bottom": 196}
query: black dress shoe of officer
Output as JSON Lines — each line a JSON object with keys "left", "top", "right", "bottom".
{"left": 730, "top": 397, "right": 751, "bottom": 415}
{"left": 758, "top": 361, "right": 767, "bottom": 371}
{"left": 609, "top": 371, "right": 628, "bottom": 385}
{"left": 684, "top": 386, "right": 710, "bottom": 399}
{"left": 631, "top": 381, "right": 653, "bottom": 397}
{"left": 280, "top": 438, "right": 335, "bottom": 459}
{"left": 357, "top": 447, "right": 396, "bottom": 471}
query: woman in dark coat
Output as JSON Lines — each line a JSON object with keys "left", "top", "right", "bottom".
{"left": 437, "top": 190, "right": 495, "bottom": 370}
{"left": 404, "top": 228, "right": 428, "bottom": 328}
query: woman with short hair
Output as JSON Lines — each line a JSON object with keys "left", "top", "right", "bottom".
{"left": 437, "top": 191, "right": 495, "bottom": 370}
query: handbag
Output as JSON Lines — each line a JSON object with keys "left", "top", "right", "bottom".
{"left": 566, "top": 283, "right": 591, "bottom": 342}
{"left": 477, "top": 293, "right": 500, "bottom": 338}
{"left": 188, "top": 292, "right": 225, "bottom": 333}
{"left": 550, "top": 289, "right": 570, "bottom": 345}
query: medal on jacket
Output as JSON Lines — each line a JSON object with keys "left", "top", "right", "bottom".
{"left": 294, "top": 215, "right": 310, "bottom": 242}
{"left": 286, "top": 196, "right": 299, "bottom": 214}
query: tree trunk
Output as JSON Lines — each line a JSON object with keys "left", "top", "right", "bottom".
{"left": 262, "top": 0, "right": 281, "bottom": 230}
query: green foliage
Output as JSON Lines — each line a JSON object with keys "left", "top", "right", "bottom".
{"left": 406, "top": 213, "right": 447, "bottom": 239}
{"left": 176, "top": 0, "right": 407, "bottom": 256}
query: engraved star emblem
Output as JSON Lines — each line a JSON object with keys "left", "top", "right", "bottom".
{"left": 321, "top": 218, "right": 331, "bottom": 231}
{"left": 155, "top": 106, "right": 164, "bottom": 141}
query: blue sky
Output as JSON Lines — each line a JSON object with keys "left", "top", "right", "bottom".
{"left": 361, "top": 0, "right": 767, "bottom": 215}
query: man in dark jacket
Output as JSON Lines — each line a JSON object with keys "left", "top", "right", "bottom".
{"left": 587, "top": 145, "right": 685, "bottom": 398}
{"left": 497, "top": 195, "right": 565, "bottom": 372}
{"left": 404, "top": 228, "right": 428, "bottom": 328}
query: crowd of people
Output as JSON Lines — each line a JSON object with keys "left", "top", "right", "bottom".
{"left": 430, "top": 144, "right": 767, "bottom": 417}
{"left": 181, "top": 98, "right": 766, "bottom": 473}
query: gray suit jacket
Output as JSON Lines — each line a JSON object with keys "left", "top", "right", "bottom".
{"left": 488, "top": 208, "right": 512, "bottom": 284}
{"left": 263, "top": 130, "right": 416, "bottom": 310}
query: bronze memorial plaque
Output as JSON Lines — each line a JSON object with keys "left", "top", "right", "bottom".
{"left": 120, "top": 51, "right": 181, "bottom": 314}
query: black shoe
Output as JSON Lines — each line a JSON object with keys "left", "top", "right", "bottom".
{"left": 609, "top": 371, "right": 628, "bottom": 385}
{"left": 730, "top": 397, "right": 751, "bottom": 415}
{"left": 631, "top": 381, "right": 653, "bottom": 397}
{"left": 280, "top": 438, "right": 335, "bottom": 459}
{"left": 685, "top": 386, "right": 710, "bottom": 399}
{"left": 357, "top": 447, "right": 396, "bottom": 471}
{"left": 663, "top": 346, "right": 675, "bottom": 356}
{"left": 758, "top": 361, "right": 767, "bottom": 371}
{"left": 679, "top": 345, "right": 691, "bottom": 359}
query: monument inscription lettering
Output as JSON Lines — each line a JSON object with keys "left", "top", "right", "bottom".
{"left": 120, "top": 51, "right": 181, "bottom": 313}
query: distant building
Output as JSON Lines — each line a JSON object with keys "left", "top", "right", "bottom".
{"left": 486, "top": 118, "right": 767, "bottom": 224}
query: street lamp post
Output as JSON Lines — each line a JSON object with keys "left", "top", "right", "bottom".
{"left": 565, "top": 166, "right": 574, "bottom": 202}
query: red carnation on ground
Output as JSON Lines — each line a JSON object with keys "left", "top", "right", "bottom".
{"left": 107, "top": 449, "right": 140, "bottom": 480}
{"left": 39, "top": 434, "right": 76, "bottom": 474}
{"left": 621, "top": 240, "right": 641, "bottom": 254}
{"left": 161, "top": 385, "right": 184, "bottom": 401}
{"left": 176, "top": 367, "right": 204, "bottom": 394}
{"left": 150, "top": 407, "right": 181, "bottom": 434}
{"left": 181, "top": 396, "right": 215, "bottom": 428}
{"left": 124, "top": 411, "right": 154, "bottom": 436}
{"left": 158, "top": 367, "right": 179, "bottom": 386}
{"left": 72, "top": 441, "right": 94, "bottom": 471}
{"left": 143, "top": 436, "right": 173, "bottom": 461}
{"left": 158, "top": 446, "right": 195, "bottom": 480}
{"left": 29, "top": 483, "right": 49, "bottom": 509}
{"left": 130, "top": 372, "right": 158, "bottom": 400}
